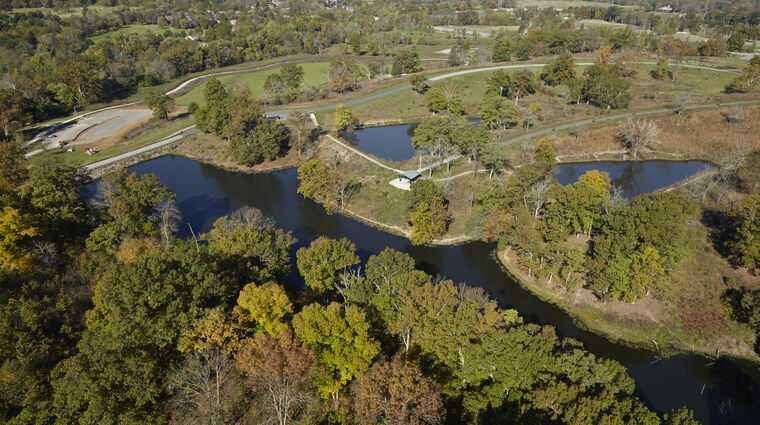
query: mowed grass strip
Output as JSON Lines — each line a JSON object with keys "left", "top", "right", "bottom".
{"left": 91, "top": 24, "right": 184, "bottom": 41}
{"left": 175, "top": 62, "right": 332, "bottom": 106}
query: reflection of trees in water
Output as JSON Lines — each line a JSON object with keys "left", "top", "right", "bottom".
{"left": 611, "top": 162, "right": 644, "bottom": 198}
{"left": 338, "top": 130, "right": 359, "bottom": 146}
{"left": 682, "top": 354, "right": 760, "bottom": 421}
{"left": 406, "top": 123, "right": 419, "bottom": 140}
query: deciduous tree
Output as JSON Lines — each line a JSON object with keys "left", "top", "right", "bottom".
{"left": 292, "top": 303, "right": 379, "bottom": 399}
{"left": 296, "top": 237, "right": 360, "bottom": 294}
{"left": 351, "top": 355, "right": 444, "bottom": 425}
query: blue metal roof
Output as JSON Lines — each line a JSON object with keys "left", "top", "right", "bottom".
{"left": 399, "top": 170, "right": 421, "bottom": 180}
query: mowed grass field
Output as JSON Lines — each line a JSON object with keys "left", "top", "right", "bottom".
{"left": 174, "top": 62, "right": 332, "bottom": 106}
{"left": 91, "top": 24, "right": 184, "bottom": 41}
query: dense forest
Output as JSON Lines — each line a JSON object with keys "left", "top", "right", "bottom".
{"left": 2, "top": 0, "right": 760, "bottom": 423}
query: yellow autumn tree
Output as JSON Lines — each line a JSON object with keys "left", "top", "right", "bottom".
{"left": 0, "top": 206, "right": 37, "bottom": 273}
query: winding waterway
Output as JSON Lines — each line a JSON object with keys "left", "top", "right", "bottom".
{"left": 121, "top": 155, "right": 759, "bottom": 424}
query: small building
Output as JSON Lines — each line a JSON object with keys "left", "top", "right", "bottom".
{"left": 389, "top": 170, "right": 421, "bottom": 191}
{"left": 658, "top": 5, "right": 675, "bottom": 13}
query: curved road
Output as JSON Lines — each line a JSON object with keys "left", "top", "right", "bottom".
{"left": 270, "top": 61, "right": 741, "bottom": 116}
{"left": 31, "top": 57, "right": 741, "bottom": 142}
{"left": 45, "top": 58, "right": 750, "bottom": 171}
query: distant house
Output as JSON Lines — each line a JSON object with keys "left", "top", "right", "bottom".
{"left": 658, "top": 4, "right": 675, "bottom": 13}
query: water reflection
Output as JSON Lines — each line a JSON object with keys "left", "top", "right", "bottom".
{"left": 115, "top": 155, "right": 757, "bottom": 424}
{"left": 556, "top": 160, "right": 715, "bottom": 199}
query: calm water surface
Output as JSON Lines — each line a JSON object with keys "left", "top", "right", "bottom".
{"left": 556, "top": 160, "right": 715, "bottom": 199}
{"left": 346, "top": 119, "right": 480, "bottom": 162}
{"left": 121, "top": 155, "right": 758, "bottom": 424}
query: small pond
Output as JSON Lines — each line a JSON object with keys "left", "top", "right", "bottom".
{"left": 556, "top": 160, "right": 715, "bottom": 199}
{"left": 346, "top": 119, "right": 481, "bottom": 162}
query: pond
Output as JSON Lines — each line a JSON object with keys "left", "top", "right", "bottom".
{"left": 556, "top": 160, "right": 715, "bottom": 199}
{"left": 346, "top": 119, "right": 481, "bottom": 162}
{"left": 116, "top": 155, "right": 759, "bottom": 424}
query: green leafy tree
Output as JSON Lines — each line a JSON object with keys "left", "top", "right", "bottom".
{"left": 205, "top": 214, "right": 296, "bottom": 278}
{"left": 226, "top": 90, "right": 288, "bottom": 166}
{"left": 410, "top": 74, "right": 428, "bottom": 94}
{"left": 296, "top": 236, "right": 360, "bottom": 294}
{"left": 349, "top": 33, "right": 362, "bottom": 54}
{"left": 0, "top": 141, "right": 27, "bottom": 198}
{"left": 479, "top": 95, "right": 519, "bottom": 130}
{"left": 52, "top": 242, "right": 235, "bottom": 424}
{"left": 541, "top": 52, "right": 576, "bottom": 86}
{"left": 292, "top": 302, "right": 380, "bottom": 399}
{"left": 492, "top": 37, "right": 511, "bottom": 62}
{"left": 86, "top": 168, "right": 175, "bottom": 252}
{"left": 335, "top": 105, "right": 359, "bottom": 131}
{"left": 392, "top": 48, "right": 422, "bottom": 74}
{"left": 582, "top": 65, "right": 631, "bottom": 109}
{"left": 727, "top": 59, "right": 760, "bottom": 93}
{"left": 19, "top": 159, "right": 87, "bottom": 242}
{"left": 409, "top": 196, "right": 452, "bottom": 245}
{"left": 145, "top": 91, "right": 175, "bottom": 121}
{"left": 651, "top": 57, "right": 673, "bottom": 81}
{"left": 195, "top": 78, "right": 231, "bottom": 137}
{"left": 728, "top": 195, "right": 760, "bottom": 271}
{"left": 424, "top": 87, "right": 448, "bottom": 113}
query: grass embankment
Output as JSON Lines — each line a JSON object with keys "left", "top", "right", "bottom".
{"left": 175, "top": 62, "right": 333, "bottom": 106}
{"left": 170, "top": 132, "right": 309, "bottom": 174}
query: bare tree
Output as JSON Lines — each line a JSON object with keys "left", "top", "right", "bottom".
{"left": 617, "top": 118, "right": 659, "bottom": 158}
{"left": 285, "top": 111, "right": 315, "bottom": 155}
{"left": 539, "top": 101, "right": 554, "bottom": 123}
{"left": 721, "top": 106, "right": 743, "bottom": 123}
{"left": 526, "top": 178, "right": 552, "bottom": 217}
{"left": 169, "top": 350, "right": 245, "bottom": 425}
{"left": 229, "top": 206, "right": 276, "bottom": 228}
{"left": 672, "top": 93, "right": 693, "bottom": 117}
{"left": 32, "top": 240, "right": 58, "bottom": 267}
{"left": 236, "top": 333, "right": 316, "bottom": 425}
{"left": 569, "top": 123, "right": 586, "bottom": 144}
{"left": 154, "top": 199, "right": 181, "bottom": 245}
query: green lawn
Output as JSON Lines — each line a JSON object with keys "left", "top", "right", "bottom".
{"left": 174, "top": 62, "right": 333, "bottom": 106}
{"left": 91, "top": 24, "right": 184, "bottom": 41}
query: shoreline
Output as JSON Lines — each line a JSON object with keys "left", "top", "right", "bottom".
{"left": 494, "top": 248, "right": 759, "bottom": 363}
{"left": 88, "top": 149, "right": 759, "bottom": 364}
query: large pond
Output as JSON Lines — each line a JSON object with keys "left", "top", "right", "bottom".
{"left": 118, "top": 155, "right": 759, "bottom": 424}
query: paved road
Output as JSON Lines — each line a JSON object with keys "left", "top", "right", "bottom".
{"left": 268, "top": 61, "right": 740, "bottom": 118}
{"left": 84, "top": 127, "right": 199, "bottom": 171}
{"left": 496, "top": 99, "right": 760, "bottom": 148}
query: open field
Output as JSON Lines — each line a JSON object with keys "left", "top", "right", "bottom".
{"left": 91, "top": 24, "right": 184, "bottom": 41}
{"left": 174, "top": 61, "right": 333, "bottom": 106}
{"left": 576, "top": 19, "right": 631, "bottom": 28}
